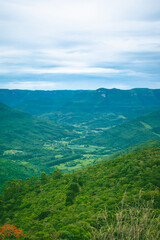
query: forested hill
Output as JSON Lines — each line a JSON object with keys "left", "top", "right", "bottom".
{"left": 0, "top": 144, "right": 160, "bottom": 239}
{"left": 0, "top": 88, "right": 160, "bottom": 116}
{"left": 0, "top": 102, "right": 75, "bottom": 189}
{"left": 0, "top": 102, "right": 72, "bottom": 148}
{"left": 77, "top": 110, "right": 160, "bottom": 151}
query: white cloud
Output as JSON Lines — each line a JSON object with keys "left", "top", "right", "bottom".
{"left": 0, "top": 80, "right": 131, "bottom": 90}
{"left": 0, "top": 0, "right": 160, "bottom": 89}
{"left": 18, "top": 67, "right": 121, "bottom": 74}
{"left": 1, "top": 78, "right": 160, "bottom": 90}
{"left": 0, "top": 81, "right": 61, "bottom": 90}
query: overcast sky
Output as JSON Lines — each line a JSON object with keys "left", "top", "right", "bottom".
{"left": 0, "top": 0, "right": 160, "bottom": 90}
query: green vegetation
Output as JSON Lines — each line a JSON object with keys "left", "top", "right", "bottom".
{"left": 0, "top": 102, "right": 117, "bottom": 190}
{"left": 0, "top": 88, "right": 160, "bottom": 239}
{"left": 0, "top": 102, "right": 76, "bottom": 190}
{"left": 77, "top": 111, "right": 160, "bottom": 152}
{"left": 0, "top": 88, "right": 160, "bottom": 130}
{"left": 1, "top": 101, "right": 160, "bottom": 192}
{"left": 91, "top": 196, "right": 160, "bottom": 240}
{"left": 0, "top": 145, "right": 160, "bottom": 239}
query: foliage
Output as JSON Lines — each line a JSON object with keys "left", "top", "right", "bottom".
{"left": 1, "top": 90, "right": 160, "bottom": 180}
{"left": 0, "top": 89, "right": 160, "bottom": 238}
{"left": 91, "top": 194, "right": 160, "bottom": 240}
{"left": 0, "top": 102, "right": 76, "bottom": 191}
{"left": 0, "top": 224, "right": 26, "bottom": 239}
{"left": 77, "top": 111, "right": 160, "bottom": 151}
{"left": 0, "top": 146, "right": 160, "bottom": 239}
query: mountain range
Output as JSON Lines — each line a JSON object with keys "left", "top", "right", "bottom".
{"left": 0, "top": 88, "right": 160, "bottom": 239}
{"left": 0, "top": 88, "right": 160, "bottom": 190}
{"left": 0, "top": 88, "right": 160, "bottom": 128}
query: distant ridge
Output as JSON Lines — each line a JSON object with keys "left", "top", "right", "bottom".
{"left": 0, "top": 89, "right": 160, "bottom": 121}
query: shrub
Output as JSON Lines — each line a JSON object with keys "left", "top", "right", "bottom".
{"left": 91, "top": 194, "right": 160, "bottom": 240}
{"left": 0, "top": 224, "right": 26, "bottom": 239}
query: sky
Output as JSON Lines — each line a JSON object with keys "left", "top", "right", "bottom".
{"left": 0, "top": 0, "right": 160, "bottom": 90}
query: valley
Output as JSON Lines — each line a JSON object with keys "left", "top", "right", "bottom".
{"left": 1, "top": 98, "right": 160, "bottom": 191}
{"left": 1, "top": 0, "right": 160, "bottom": 238}
{"left": 1, "top": 89, "right": 160, "bottom": 188}
{"left": 0, "top": 88, "right": 160, "bottom": 239}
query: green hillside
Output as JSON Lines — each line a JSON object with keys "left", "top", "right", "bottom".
{"left": 0, "top": 102, "right": 111, "bottom": 190}
{"left": 77, "top": 111, "right": 160, "bottom": 153}
{"left": 0, "top": 102, "right": 75, "bottom": 190}
{"left": 0, "top": 89, "right": 160, "bottom": 239}
{"left": 0, "top": 145, "right": 160, "bottom": 239}
{"left": 1, "top": 102, "right": 160, "bottom": 192}
{"left": 1, "top": 89, "right": 160, "bottom": 114}
{"left": 0, "top": 102, "right": 71, "bottom": 148}
{"left": 0, "top": 88, "right": 160, "bottom": 129}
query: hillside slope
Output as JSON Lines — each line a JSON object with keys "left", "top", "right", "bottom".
{"left": 0, "top": 88, "right": 160, "bottom": 128}
{"left": 0, "top": 102, "right": 74, "bottom": 190}
{"left": 0, "top": 145, "right": 160, "bottom": 239}
{"left": 0, "top": 102, "right": 160, "bottom": 191}
{"left": 77, "top": 110, "right": 160, "bottom": 153}
{"left": 1, "top": 88, "right": 160, "bottom": 113}
{"left": 0, "top": 102, "right": 71, "bottom": 149}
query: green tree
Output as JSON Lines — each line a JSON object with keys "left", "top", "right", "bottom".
{"left": 41, "top": 172, "right": 48, "bottom": 185}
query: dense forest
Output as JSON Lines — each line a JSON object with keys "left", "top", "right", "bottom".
{"left": 0, "top": 144, "right": 160, "bottom": 239}
{"left": 0, "top": 88, "right": 160, "bottom": 239}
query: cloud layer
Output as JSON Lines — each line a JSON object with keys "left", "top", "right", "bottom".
{"left": 0, "top": 0, "right": 160, "bottom": 89}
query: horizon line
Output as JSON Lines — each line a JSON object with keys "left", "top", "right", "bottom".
{"left": 0, "top": 87, "right": 160, "bottom": 91}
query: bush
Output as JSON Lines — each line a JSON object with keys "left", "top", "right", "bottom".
{"left": 0, "top": 224, "right": 26, "bottom": 239}
{"left": 59, "top": 225, "right": 90, "bottom": 240}
{"left": 91, "top": 194, "right": 160, "bottom": 240}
